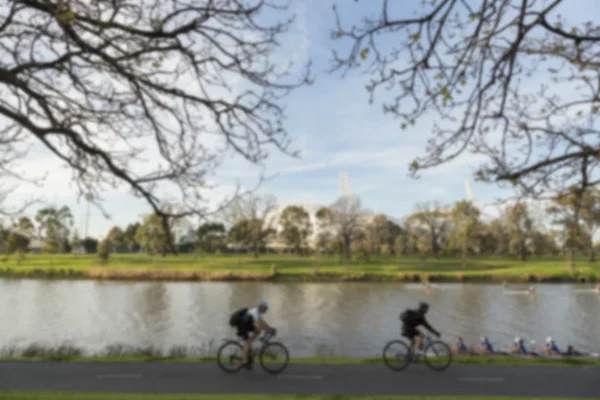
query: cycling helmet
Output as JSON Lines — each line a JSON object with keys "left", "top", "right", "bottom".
{"left": 418, "top": 301, "right": 429, "bottom": 310}
{"left": 546, "top": 337, "right": 553, "bottom": 343}
{"left": 515, "top": 337, "right": 521, "bottom": 343}
{"left": 258, "top": 300, "right": 269, "bottom": 309}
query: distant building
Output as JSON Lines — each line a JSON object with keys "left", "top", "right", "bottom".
{"left": 28, "top": 238, "right": 43, "bottom": 254}
{"left": 231, "top": 203, "right": 399, "bottom": 253}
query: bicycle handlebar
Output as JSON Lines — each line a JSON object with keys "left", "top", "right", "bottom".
{"left": 259, "top": 328, "right": 277, "bottom": 342}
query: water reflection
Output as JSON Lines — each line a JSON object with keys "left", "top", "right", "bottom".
{"left": 0, "top": 279, "right": 598, "bottom": 357}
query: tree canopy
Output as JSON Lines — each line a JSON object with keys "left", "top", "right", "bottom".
{"left": 0, "top": 0, "right": 311, "bottom": 249}
{"left": 331, "top": 0, "right": 600, "bottom": 198}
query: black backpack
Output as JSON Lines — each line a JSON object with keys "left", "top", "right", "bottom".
{"left": 229, "top": 307, "right": 248, "bottom": 327}
{"left": 400, "top": 309, "right": 417, "bottom": 323}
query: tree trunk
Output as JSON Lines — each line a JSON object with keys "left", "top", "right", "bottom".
{"left": 519, "top": 246, "right": 526, "bottom": 261}
{"left": 588, "top": 247, "right": 596, "bottom": 263}
{"left": 568, "top": 247, "right": 576, "bottom": 274}
{"left": 343, "top": 237, "right": 351, "bottom": 269}
{"left": 588, "top": 239, "right": 596, "bottom": 262}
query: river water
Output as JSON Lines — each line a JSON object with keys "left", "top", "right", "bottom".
{"left": 0, "top": 279, "right": 599, "bottom": 357}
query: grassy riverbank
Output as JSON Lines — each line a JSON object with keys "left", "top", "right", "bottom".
{"left": 0, "top": 395, "right": 590, "bottom": 400}
{"left": 1, "top": 355, "right": 599, "bottom": 367}
{"left": 0, "top": 254, "right": 598, "bottom": 283}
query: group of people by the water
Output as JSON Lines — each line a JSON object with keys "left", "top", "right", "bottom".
{"left": 452, "top": 336, "right": 584, "bottom": 357}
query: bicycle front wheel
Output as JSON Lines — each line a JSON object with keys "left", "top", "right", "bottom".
{"left": 423, "top": 340, "right": 452, "bottom": 371}
{"left": 259, "top": 342, "right": 289, "bottom": 374}
{"left": 217, "top": 341, "right": 244, "bottom": 373}
{"left": 382, "top": 340, "right": 412, "bottom": 371}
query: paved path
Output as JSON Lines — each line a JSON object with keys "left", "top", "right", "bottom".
{"left": 0, "top": 362, "right": 599, "bottom": 397}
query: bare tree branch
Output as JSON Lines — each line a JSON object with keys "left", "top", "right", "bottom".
{"left": 331, "top": 0, "right": 600, "bottom": 200}
{"left": 0, "top": 0, "right": 311, "bottom": 253}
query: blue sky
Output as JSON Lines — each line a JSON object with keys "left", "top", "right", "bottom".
{"left": 8, "top": 0, "right": 598, "bottom": 238}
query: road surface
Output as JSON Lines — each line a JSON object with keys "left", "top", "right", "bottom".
{"left": 0, "top": 362, "right": 598, "bottom": 397}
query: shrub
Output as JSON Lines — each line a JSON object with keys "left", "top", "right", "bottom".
{"left": 97, "top": 238, "right": 112, "bottom": 264}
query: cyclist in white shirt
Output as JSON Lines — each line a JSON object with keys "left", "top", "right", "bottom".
{"left": 229, "top": 300, "right": 274, "bottom": 369}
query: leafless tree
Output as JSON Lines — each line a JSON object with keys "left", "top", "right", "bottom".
{"left": 331, "top": 0, "right": 600, "bottom": 199}
{"left": 405, "top": 201, "right": 449, "bottom": 259}
{"left": 0, "top": 0, "right": 311, "bottom": 252}
{"left": 222, "top": 192, "right": 278, "bottom": 256}
{"left": 317, "top": 195, "right": 363, "bottom": 267}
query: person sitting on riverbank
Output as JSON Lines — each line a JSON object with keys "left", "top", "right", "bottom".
{"left": 477, "top": 336, "right": 494, "bottom": 354}
{"left": 543, "top": 337, "right": 562, "bottom": 356}
{"left": 566, "top": 345, "right": 583, "bottom": 356}
{"left": 509, "top": 337, "right": 538, "bottom": 357}
{"left": 452, "top": 336, "right": 469, "bottom": 355}
{"left": 476, "top": 336, "right": 508, "bottom": 356}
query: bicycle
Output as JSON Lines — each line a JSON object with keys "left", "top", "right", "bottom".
{"left": 382, "top": 333, "right": 452, "bottom": 372}
{"left": 216, "top": 329, "right": 290, "bottom": 374}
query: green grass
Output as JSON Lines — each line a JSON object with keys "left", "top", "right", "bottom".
{"left": 0, "top": 253, "right": 598, "bottom": 282}
{"left": 0, "top": 394, "right": 590, "bottom": 400}
{"left": 1, "top": 355, "right": 598, "bottom": 367}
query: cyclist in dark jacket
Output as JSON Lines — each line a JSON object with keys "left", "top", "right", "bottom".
{"left": 400, "top": 302, "right": 440, "bottom": 351}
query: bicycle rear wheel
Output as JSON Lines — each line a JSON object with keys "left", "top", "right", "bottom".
{"left": 217, "top": 341, "right": 244, "bottom": 373}
{"left": 382, "top": 340, "right": 412, "bottom": 371}
{"left": 423, "top": 340, "right": 452, "bottom": 371}
{"left": 259, "top": 342, "right": 289, "bottom": 374}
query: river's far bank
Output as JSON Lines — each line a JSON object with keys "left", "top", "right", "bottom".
{"left": 0, "top": 267, "right": 598, "bottom": 283}
{"left": 0, "top": 253, "right": 599, "bottom": 283}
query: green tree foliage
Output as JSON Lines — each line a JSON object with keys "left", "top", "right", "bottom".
{"left": 106, "top": 226, "right": 126, "bottom": 252}
{"left": 416, "top": 234, "right": 432, "bottom": 263}
{"left": 405, "top": 202, "right": 449, "bottom": 258}
{"left": 196, "top": 223, "right": 227, "bottom": 254}
{"left": 505, "top": 203, "right": 534, "bottom": 261}
{"left": 81, "top": 237, "right": 99, "bottom": 254}
{"left": 316, "top": 231, "right": 337, "bottom": 255}
{"left": 223, "top": 194, "right": 278, "bottom": 258}
{"left": 547, "top": 188, "right": 600, "bottom": 262}
{"left": 363, "top": 214, "right": 390, "bottom": 255}
{"left": 35, "top": 206, "right": 73, "bottom": 254}
{"left": 481, "top": 218, "right": 509, "bottom": 256}
{"left": 7, "top": 217, "right": 35, "bottom": 262}
{"left": 135, "top": 213, "right": 172, "bottom": 256}
{"left": 70, "top": 230, "right": 82, "bottom": 252}
{"left": 386, "top": 220, "right": 404, "bottom": 248}
{"left": 394, "top": 235, "right": 406, "bottom": 257}
{"left": 448, "top": 201, "right": 482, "bottom": 266}
{"left": 97, "top": 237, "right": 112, "bottom": 264}
{"left": 279, "top": 206, "right": 312, "bottom": 255}
{"left": 124, "top": 223, "right": 141, "bottom": 252}
{"left": 228, "top": 219, "right": 274, "bottom": 257}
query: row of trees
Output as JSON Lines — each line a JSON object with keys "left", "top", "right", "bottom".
{"left": 4, "top": 186, "right": 600, "bottom": 267}
{"left": 212, "top": 188, "right": 600, "bottom": 267}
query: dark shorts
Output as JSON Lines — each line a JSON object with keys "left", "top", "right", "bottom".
{"left": 236, "top": 316, "right": 256, "bottom": 340}
{"left": 402, "top": 325, "right": 421, "bottom": 340}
